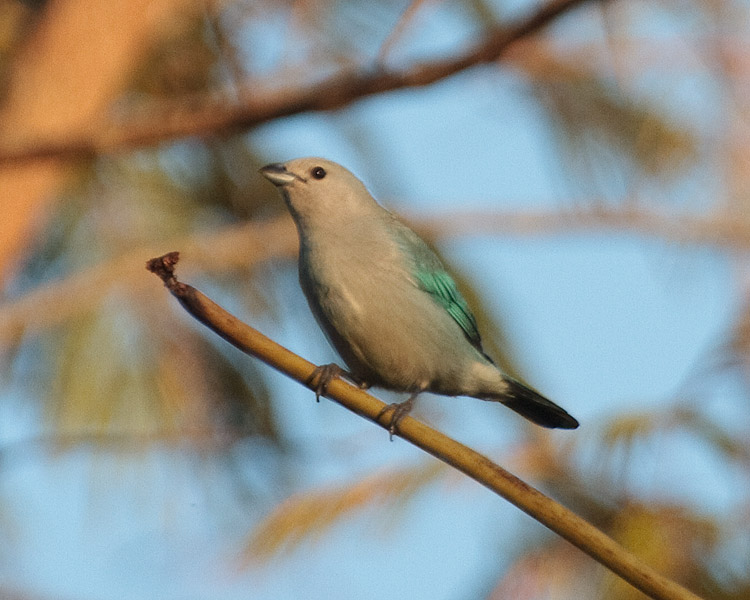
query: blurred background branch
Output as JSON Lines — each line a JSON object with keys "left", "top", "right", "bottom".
{"left": 0, "top": 0, "right": 594, "bottom": 166}
{"left": 1, "top": 204, "right": 746, "bottom": 347}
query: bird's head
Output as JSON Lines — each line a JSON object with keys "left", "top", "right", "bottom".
{"left": 260, "top": 157, "right": 378, "bottom": 227}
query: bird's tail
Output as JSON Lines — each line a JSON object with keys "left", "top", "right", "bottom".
{"left": 484, "top": 377, "right": 579, "bottom": 429}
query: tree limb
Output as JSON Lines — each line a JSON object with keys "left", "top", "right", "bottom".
{"left": 146, "top": 251, "right": 704, "bottom": 600}
{"left": 0, "top": 0, "right": 597, "bottom": 165}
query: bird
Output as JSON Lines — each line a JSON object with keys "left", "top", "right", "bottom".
{"left": 260, "top": 157, "right": 579, "bottom": 436}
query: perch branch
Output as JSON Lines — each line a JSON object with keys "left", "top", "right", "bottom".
{"left": 146, "top": 251, "right": 704, "bottom": 600}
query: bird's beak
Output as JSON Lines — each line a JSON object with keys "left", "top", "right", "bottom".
{"left": 259, "top": 163, "right": 303, "bottom": 186}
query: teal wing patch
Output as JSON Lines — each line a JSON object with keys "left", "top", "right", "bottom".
{"left": 414, "top": 267, "right": 483, "bottom": 352}
{"left": 390, "top": 217, "right": 485, "bottom": 352}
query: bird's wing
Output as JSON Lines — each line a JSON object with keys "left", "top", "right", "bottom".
{"left": 391, "top": 219, "right": 484, "bottom": 352}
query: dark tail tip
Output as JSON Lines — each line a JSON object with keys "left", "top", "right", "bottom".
{"left": 497, "top": 378, "right": 579, "bottom": 429}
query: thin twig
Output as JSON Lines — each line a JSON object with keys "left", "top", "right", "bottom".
{"left": 413, "top": 205, "right": 750, "bottom": 248}
{"left": 375, "top": 0, "right": 433, "bottom": 66}
{"left": 146, "top": 251, "right": 704, "bottom": 600}
{"left": 0, "top": 0, "right": 597, "bottom": 165}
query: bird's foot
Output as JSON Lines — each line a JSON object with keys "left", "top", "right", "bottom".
{"left": 307, "top": 363, "right": 353, "bottom": 402}
{"left": 376, "top": 395, "right": 417, "bottom": 441}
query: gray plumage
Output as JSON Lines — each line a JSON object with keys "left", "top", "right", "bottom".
{"left": 260, "top": 157, "right": 578, "bottom": 431}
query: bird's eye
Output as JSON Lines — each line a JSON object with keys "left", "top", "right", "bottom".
{"left": 311, "top": 166, "right": 326, "bottom": 180}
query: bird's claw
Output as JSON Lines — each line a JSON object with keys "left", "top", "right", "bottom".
{"left": 376, "top": 396, "right": 416, "bottom": 441}
{"left": 307, "top": 363, "right": 348, "bottom": 402}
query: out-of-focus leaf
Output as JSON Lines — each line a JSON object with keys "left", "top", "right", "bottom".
{"left": 600, "top": 412, "right": 658, "bottom": 448}
{"left": 671, "top": 407, "right": 750, "bottom": 466}
{"left": 303, "top": 0, "right": 414, "bottom": 64}
{"left": 594, "top": 402, "right": 750, "bottom": 470}
{"left": 242, "top": 460, "right": 444, "bottom": 563}
{"left": 44, "top": 287, "right": 280, "bottom": 450}
{"left": 606, "top": 503, "right": 718, "bottom": 600}
{"left": 513, "top": 41, "right": 698, "bottom": 194}
{"left": 6, "top": 120, "right": 285, "bottom": 456}
{"left": 129, "top": 11, "right": 219, "bottom": 99}
{"left": 721, "top": 295, "right": 750, "bottom": 386}
{"left": 489, "top": 539, "right": 596, "bottom": 600}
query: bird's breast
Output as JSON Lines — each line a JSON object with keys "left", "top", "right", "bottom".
{"left": 297, "top": 225, "right": 483, "bottom": 393}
